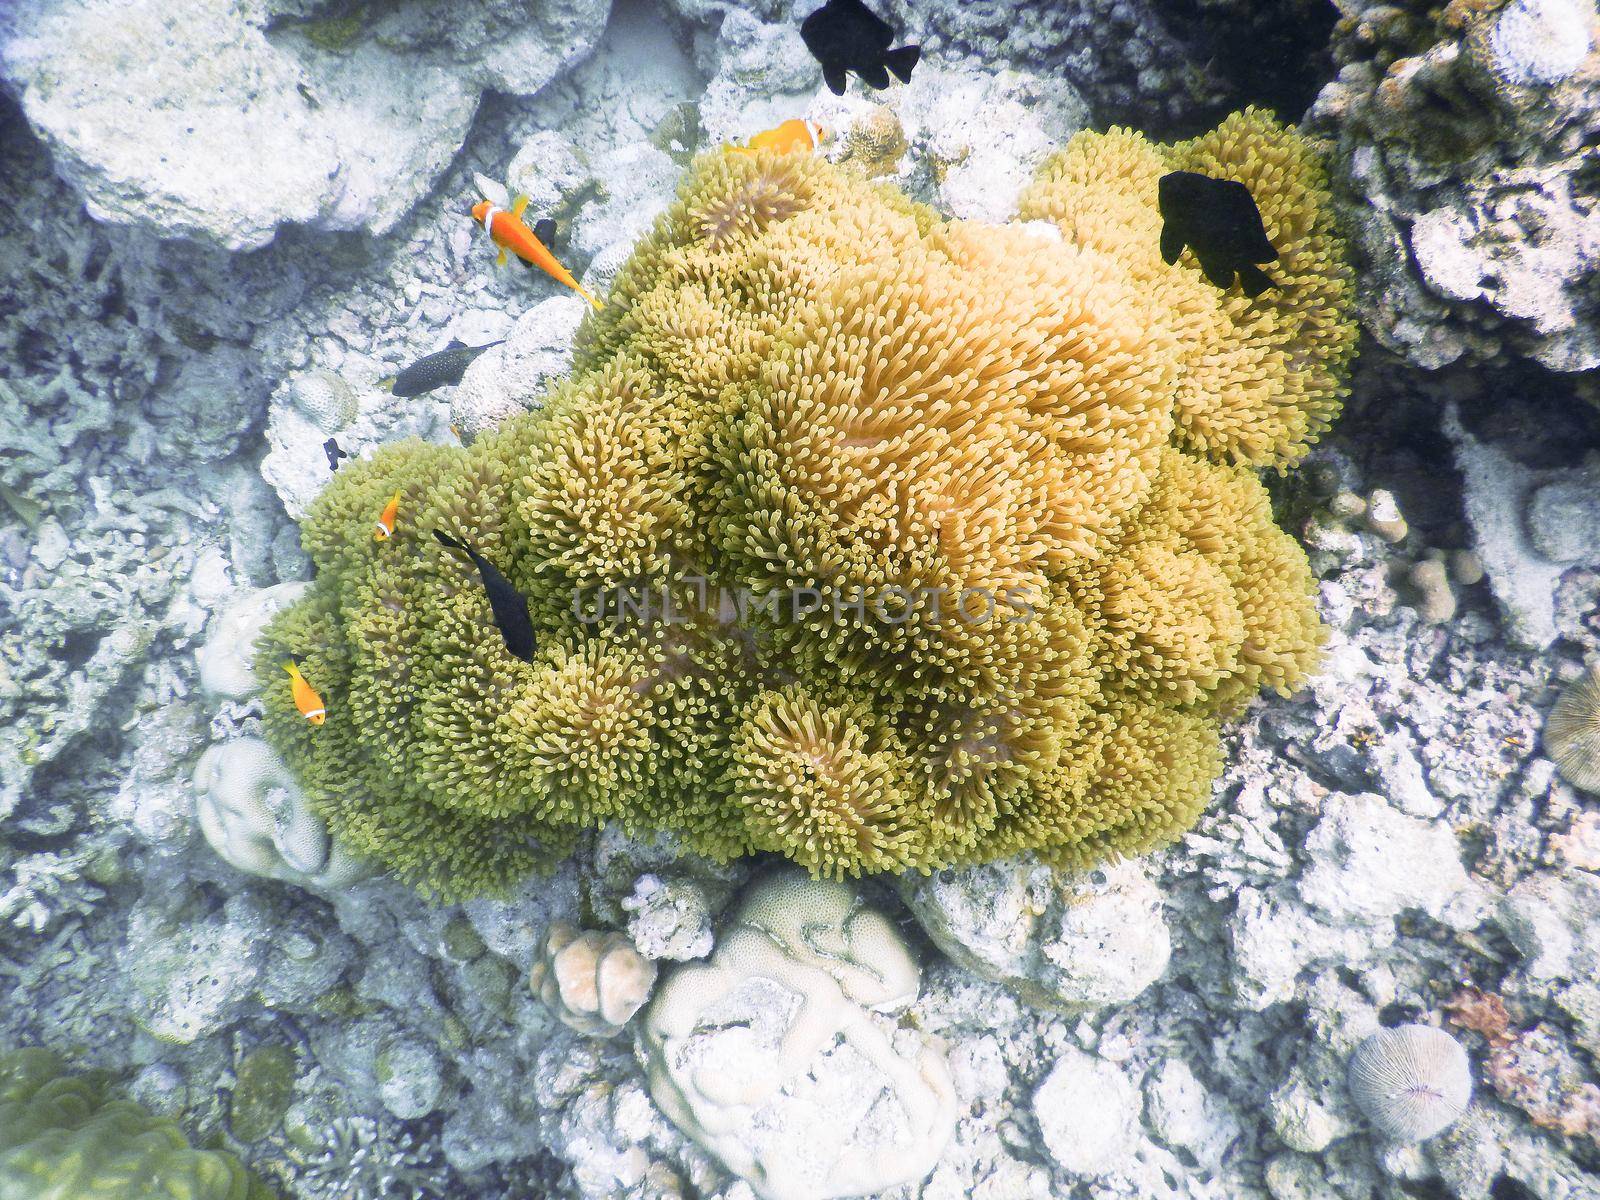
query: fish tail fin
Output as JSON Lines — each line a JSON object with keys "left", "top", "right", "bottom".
{"left": 1238, "top": 263, "right": 1274, "bottom": 298}
{"left": 433, "top": 529, "right": 468, "bottom": 554}
{"left": 283, "top": 661, "right": 300, "bottom": 679}
{"left": 577, "top": 285, "right": 603, "bottom": 311}
{"left": 885, "top": 44, "right": 920, "bottom": 84}
{"left": 511, "top": 194, "right": 529, "bottom": 219}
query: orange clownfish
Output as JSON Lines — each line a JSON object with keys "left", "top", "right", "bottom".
{"left": 283, "top": 661, "right": 326, "bottom": 726}
{"left": 373, "top": 491, "right": 401, "bottom": 541}
{"left": 731, "top": 118, "right": 826, "bottom": 156}
{"left": 469, "top": 195, "right": 602, "bottom": 310}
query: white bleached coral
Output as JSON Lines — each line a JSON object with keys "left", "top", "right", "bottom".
{"left": 196, "top": 582, "right": 309, "bottom": 699}
{"left": 1346, "top": 1024, "right": 1473, "bottom": 1143}
{"left": 193, "top": 737, "right": 369, "bottom": 890}
{"left": 530, "top": 922, "right": 658, "bottom": 1037}
{"left": 641, "top": 870, "right": 955, "bottom": 1200}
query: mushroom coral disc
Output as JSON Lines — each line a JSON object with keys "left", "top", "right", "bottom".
{"left": 259, "top": 111, "right": 1354, "bottom": 899}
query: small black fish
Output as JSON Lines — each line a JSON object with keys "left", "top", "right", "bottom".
{"left": 432, "top": 529, "right": 536, "bottom": 663}
{"left": 1158, "top": 171, "right": 1279, "bottom": 297}
{"left": 384, "top": 339, "right": 504, "bottom": 399}
{"left": 323, "top": 437, "right": 349, "bottom": 473}
{"left": 800, "top": 0, "right": 921, "bottom": 96}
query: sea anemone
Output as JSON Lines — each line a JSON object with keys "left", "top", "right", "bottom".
{"left": 260, "top": 117, "right": 1354, "bottom": 897}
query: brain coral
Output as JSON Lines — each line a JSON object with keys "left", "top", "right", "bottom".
{"left": 257, "top": 108, "right": 1354, "bottom": 897}
{"left": 0, "top": 1048, "right": 274, "bottom": 1199}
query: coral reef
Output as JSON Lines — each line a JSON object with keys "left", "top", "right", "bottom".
{"left": 1346, "top": 1024, "right": 1474, "bottom": 1143}
{"left": 0, "top": 1047, "right": 274, "bottom": 1199}
{"left": 1309, "top": 0, "right": 1600, "bottom": 371}
{"left": 529, "top": 922, "right": 658, "bottom": 1036}
{"left": 258, "top": 110, "right": 1354, "bottom": 896}
{"left": 7, "top": 3, "right": 1600, "bottom": 1198}
{"left": 1545, "top": 660, "right": 1600, "bottom": 792}
{"left": 192, "top": 738, "right": 371, "bottom": 891}
{"left": 640, "top": 870, "right": 956, "bottom": 1199}
{"left": 0, "top": 0, "right": 612, "bottom": 248}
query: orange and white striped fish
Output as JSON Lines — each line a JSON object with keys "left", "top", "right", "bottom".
{"left": 731, "top": 118, "right": 826, "bottom": 156}
{"left": 283, "top": 661, "right": 326, "bottom": 726}
{"left": 373, "top": 491, "right": 401, "bottom": 541}
{"left": 470, "top": 194, "right": 602, "bottom": 310}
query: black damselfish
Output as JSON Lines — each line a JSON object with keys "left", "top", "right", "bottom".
{"left": 1157, "top": 170, "right": 1279, "bottom": 298}
{"left": 432, "top": 529, "right": 537, "bottom": 663}
{"left": 800, "top": 0, "right": 920, "bottom": 95}
{"left": 384, "top": 339, "right": 503, "bottom": 398}
{"left": 323, "top": 437, "right": 349, "bottom": 473}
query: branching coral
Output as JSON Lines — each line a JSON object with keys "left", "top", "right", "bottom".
{"left": 258, "top": 112, "right": 1354, "bottom": 897}
{"left": 0, "top": 1047, "right": 275, "bottom": 1199}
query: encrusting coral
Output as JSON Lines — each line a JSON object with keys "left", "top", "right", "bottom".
{"left": 257, "top": 108, "right": 1355, "bottom": 897}
{"left": 0, "top": 1047, "right": 275, "bottom": 1199}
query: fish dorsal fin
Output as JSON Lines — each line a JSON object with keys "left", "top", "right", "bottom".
{"left": 511, "top": 194, "right": 529, "bottom": 219}
{"left": 473, "top": 172, "right": 510, "bottom": 209}
{"left": 446, "top": 338, "right": 466, "bottom": 350}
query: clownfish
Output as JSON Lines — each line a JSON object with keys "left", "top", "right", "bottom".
{"left": 373, "top": 491, "right": 401, "bottom": 541}
{"left": 731, "top": 118, "right": 827, "bottom": 156}
{"left": 469, "top": 195, "right": 602, "bottom": 310}
{"left": 283, "top": 661, "right": 326, "bottom": 725}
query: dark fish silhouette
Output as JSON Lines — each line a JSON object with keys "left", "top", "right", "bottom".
{"left": 800, "top": 0, "right": 921, "bottom": 96}
{"left": 433, "top": 529, "right": 536, "bottom": 663}
{"left": 383, "top": 339, "right": 504, "bottom": 398}
{"left": 323, "top": 437, "right": 349, "bottom": 473}
{"left": 1158, "top": 171, "right": 1279, "bottom": 297}
{"left": 516, "top": 218, "right": 560, "bottom": 271}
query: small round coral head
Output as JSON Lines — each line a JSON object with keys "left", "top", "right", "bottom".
{"left": 373, "top": 490, "right": 401, "bottom": 541}
{"left": 283, "top": 660, "right": 327, "bottom": 726}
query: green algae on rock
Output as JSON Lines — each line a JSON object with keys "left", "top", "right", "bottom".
{"left": 258, "top": 111, "right": 1356, "bottom": 898}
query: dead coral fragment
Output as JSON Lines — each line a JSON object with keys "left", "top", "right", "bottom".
{"left": 262, "top": 119, "right": 1352, "bottom": 896}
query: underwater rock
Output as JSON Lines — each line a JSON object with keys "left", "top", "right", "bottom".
{"left": 192, "top": 737, "right": 370, "bottom": 890}
{"left": 1496, "top": 870, "right": 1600, "bottom": 984}
{"left": 1309, "top": 0, "right": 1600, "bottom": 371}
{"left": 530, "top": 922, "right": 658, "bottom": 1037}
{"left": 451, "top": 296, "right": 587, "bottom": 440}
{"left": 1032, "top": 1048, "right": 1139, "bottom": 1177}
{"left": 622, "top": 872, "right": 716, "bottom": 961}
{"left": 196, "top": 581, "right": 310, "bottom": 699}
{"left": 261, "top": 366, "right": 452, "bottom": 519}
{"left": 900, "top": 857, "right": 1170, "bottom": 1012}
{"left": 641, "top": 870, "right": 956, "bottom": 1200}
{"left": 0, "top": 0, "right": 612, "bottom": 249}
{"left": 1296, "top": 793, "right": 1476, "bottom": 928}
{"left": 1442, "top": 406, "right": 1600, "bottom": 648}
